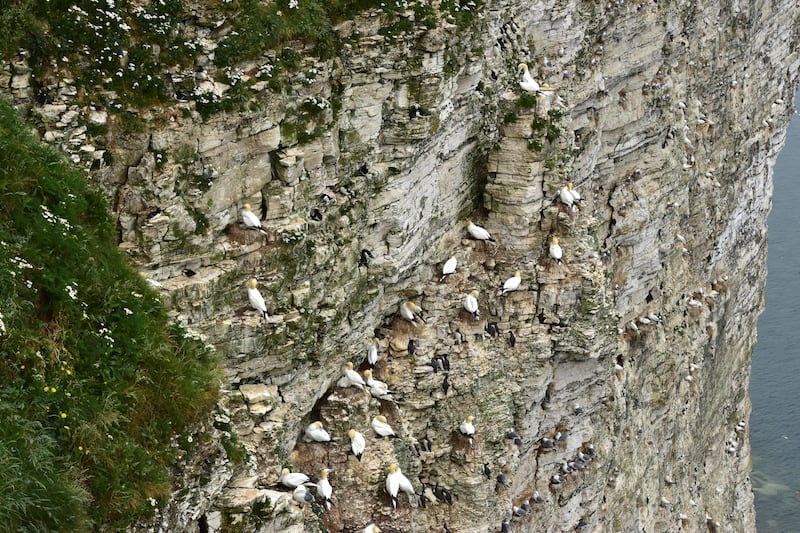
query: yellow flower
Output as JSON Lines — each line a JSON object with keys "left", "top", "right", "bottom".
{"left": 60, "top": 412, "right": 67, "bottom": 419}
{"left": 20, "top": 365, "right": 25, "bottom": 369}
{"left": 43, "top": 386, "right": 50, "bottom": 392}
{"left": 63, "top": 425, "right": 70, "bottom": 430}
{"left": 66, "top": 369, "right": 72, "bottom": 375}
{"left": 78, "top": 446, "right": 83, "bottom": 452}
{"left": 50, "top": 388, "right": 57, "bottom": 393}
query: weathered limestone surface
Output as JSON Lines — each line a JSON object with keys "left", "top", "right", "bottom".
{"left": 3, "top": 1, "right": 800, "bottom": 532}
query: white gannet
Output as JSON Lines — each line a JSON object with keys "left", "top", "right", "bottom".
{"left": 304, "top": 421, "right": 331, "bottom": 443}
{"left": 518, "top": 63, "right": 556, "bottom": 94}
{"left": 241, "top": 203, "right": 266, "bottom": 234}
{"left": 344, "top": 361, "right": 367, "bottom": 390}
{"left": 364, "top": 369, "right": 395, "bottom": 401}
{"left": 279, "top": 468, "right": 310, "bottom": 488}
{"left": 567, "top": 182, "right": 581, "bottom": 202}
{"left": 559, "top": 184, "right": 574, "bottom": 207}
{"left": 367, "top": 337, "right": 379, "bottom": 368}
{"left": 140, "top": 272, "right": 164, "bottom": 290}
{"left": 501, "top": 271, "right": 522, "bottom": 295}
{"left": 293, "top": 483, "right": 315, "bottom": 506}
{"left": 363, "top": 525, "right": 381, "bottom": 533}
{"left": 459, "top": 415, "right": 476, "bottom": 444}
{"left": 466, "top": 220, "right": 495, "bottom": 242}
{"left": 247, "top": 279, "right": 268, "bottom": 319}
{"left": 399, "top": 301, "right": 426, "bottom": 324}
{"left": 317, "top": 468, "right": 333, "bottom": 510}
{"left": 549, "top": 236, "right": 563, "bottom": 263}
{"left": 385, "top": 463, "right": 416, "bottom": 509}
{"left": 440, "top": 256, "right": 457, "bottom": 282}
{"left": 463, "top": 290, "right": 479, "bottom": 319}
{"left": 348, "top": 428, "right": 366, "bottom": 460}
{"left": 372, "top": 415, "right": 397, "bottom": 438}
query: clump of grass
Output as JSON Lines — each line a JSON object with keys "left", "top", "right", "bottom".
{"left": 0, "top": 100, "right": 220, "bottom": 529}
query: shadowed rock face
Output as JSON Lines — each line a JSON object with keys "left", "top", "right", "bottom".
{"left": 4, "top": 0, "right": 800, "bottom": 531}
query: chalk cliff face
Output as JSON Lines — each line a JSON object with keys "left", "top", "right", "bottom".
{"left": 4, "top": 0, "right": 800, "bottom": 531}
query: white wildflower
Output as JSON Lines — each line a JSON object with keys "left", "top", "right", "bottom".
{"left": 288, "top": 0, "right": 299, "bottom": 8}
{"left": 65, "top": 283, "right": 78, "bottom": 301}
{"left": 123, "top": 307, "right": 133, "bottom": 315}
{"left": 0, "top": 312, "right": 6, "bottom": 336}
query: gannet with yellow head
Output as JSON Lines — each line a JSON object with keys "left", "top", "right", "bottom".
{"left": 465, "top": 220, "right": 495, "bottom": 242}
{"left": 501, "top": 271, "right": 522, "bottom": 295}
{"left": 463, "top": 289, "right": 479, "bottom": 319}
{"left": 247, "top": 279, "right": 268, "bottom": 319}
{"left": 549, "top": 236, "right": 563, "bottom": 263}
{"left": 399, "top": 301, "right": 426, "bottom": 324}
{"left": 440, "top": 256, "right": 458, "bottom": 282}
{"left": 385, "top": 463, "right": 416, "bottom": 509}
{"left": 304, "top": 421, "right": 331, "bottom": 443}
{"left": 459, "top": 415, "right": 476, "bottom": 445}
{"left": 241, "top": 203, "right": 267, "bottom": 234}
{"left": 371, "top": 415, "right": 397, "bottom": 438}
{"left": 348, "top": 428, "right": 366, "bottom": 460}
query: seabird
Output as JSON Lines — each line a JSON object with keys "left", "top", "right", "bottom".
{"left": 432, "top": 484, "right": 453, "bottom": 505}
{"left": 372, "top": 415, "right": 397, "bottom": 438}
{"left": 407, "top": 338, "right": 416, "bottom": 355}
{"left": 247, "top": 279, "right": 268, "bottom": 319}
{"left": 508, "top": 331, "right": 516, "bottom": 347}
{"left": 364, "top": 369, "right": 395, "bottom": 401}
{"left": 465, "top": 220, "right": 495, "bottom": 242}
{"left": 551, "top": 474, "right": 565, "bottom": 485}
{"left": 501, "top": 271, "right": 522, "bottom": 295}
{"left": 344, "top": 362, "right": 367, "bottom": 390}
{"left": 549, "top": 236, "right": 563, "bottom": 263}
{"left": 501, "top": 520, "right": 512, "bottom": 533}
{"left": 567, "top": 182, "right": 581, "bottom": 203}
{"left": 279, "top": 468, "right": 310, "bottom": 488}
{"left": 442, "top": 374, "right": 450, "bottom": 395}
{"left": 292, "top": 484, "right": 314, "bottom": 506}
{"left": 348, "top": 429, "right": 365, "bottom": 460}
{"left": 459, "top": 415, "right": 476, "bottom": 444}
{"left": 317, "top": 468, "right": 333, "bottom": 510}
{"left": 367, "top": 338, "right": 379, "bottom": 367}
{"left": 540, "top": 437, "right": 555, "bottom": 450}
{"left": 506, "top": 429, "right": 522, "bottom": 446}
{"left": 141, "top": 272, "right": 163, "bottom": 290}
{"left": 559, "top": 184, "right": 575, "bottom": 207}
{"left": 182, "top": 268, "right": 196, "bottom": 277}
{"left": 483, "top": 463, "right": 492, "bottom": 479}
{"left": 497, "top": 473, "right": 511, "bottom": 487}
{"left": 440, "top": 256, "right": 458, "bottom": 282}
{"left": 532, "top": 491, "right": 544, "bottom": 503}
{"left": 385, "top": 463, "right": 415, "bottom": 509}
{"left": 518, "top": 63, "right": 556, "bottom": 94}
{"left": 463, "top": 290, "right": 480, "bottom": 319}
{"left": 359, "top": 248, "right": 374, "bottom": 268}
{"left": 399, "top": 301, "right": 426, "bottom": 324}
{"left": 363, "top": 525, "right": 381, "bottom": 533}
{"left": 304, "top": 421, "right": 331, "bottom": 443}
{"left": 241, "top": 203, "right": 267, "bottom": 234}
{"left": 419, "top": 435, "right": 433, "bottom": 453}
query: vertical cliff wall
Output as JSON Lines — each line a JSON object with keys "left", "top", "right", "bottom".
{"left": 3, "top": 0, "right": 800, "bottom": 531}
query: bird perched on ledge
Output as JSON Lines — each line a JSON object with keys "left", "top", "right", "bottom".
{"left": 399, "top": 301, "right": 426, "bottom": 324}
{"left": 463, "top": 290, "right": 480, "bottom": 319}
{"left": 440, "top": 256, "right": 458, "bottom": 282}
{"left": 386, "top": 463, "right": 416, "bottom": 509}
{"left": 501, "top": 271, "right": 522, "bottom": 295}
{"left": 549, "top": 236, "right": 563, "bottom": 263}
{"left": 517, "top": 63, "right": 556, "bottom": 94}
{"left": 344, "top": 362, "right": 367, "bottom": 391}
{"left": 247, "top": 279, "right": 268, "bottom": 319}
{"left": 241, "top": 203, "right": 267, "bottom": 234}
{"left": 304, "top": 421, "right": 331, "bottom": 443}
{"left": 348, "top": 429, "right": 366, "bottom": 460}
{"left": 372, "top": 415, "right": 397, "bottom": 438}
{"left": 459, "top": 415, "right": 476, "bottom": 445}
{"left": 466, "top": 220, "right": 495, "bottom": 242}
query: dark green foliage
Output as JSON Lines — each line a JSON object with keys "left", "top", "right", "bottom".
{"left": 0, "top": 100, "right": 219, "bottom": 529}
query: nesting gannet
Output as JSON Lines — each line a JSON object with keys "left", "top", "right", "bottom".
{"left": 399, "top": 301, "right": 426, "bottom": 324}
{"left": 364, "top": 369, "right": 395, "bottom": 401}
{"left": 440, "top": 256, "right": 458, "bottom": 282}
{"left": 247, "top": 279, "right": 268, "bottom": 319}
{"left": 372, "top": 415, "right": 397, "bottom": 438}
{"left": 348, "top": 428, "right": 365, "bottom": 460}
{"left": 344, "top": 361, "right": 367, "bottom": 390}
{"left": 567, "top": 182, "right": 581, "bottom": 202}
{"left": 317, "top": 468, "right": 333, "bottom": 510}
{"left": 501, "top": 271, "right": 522, "bottom": 295}
{"left": 367, "top": 338, "right": 379, "bottom": 368}
{"left": 363, "top": 525, "right": 381, "bottom": 533}
{"left": 386, "top": 463, "right": 416, "bottom": 509}
{"left": 293, "top": 483, "right": 314, "bottom": 506}
{"left": 304, "top": 421, "right": 331, "bottom": 443}
{"left": 463, "top": 290, "right": 480, "bottom": 319}
{"left": 549, "top": 236, "right": 563, "bottom": 263}
{"left": 279, "top": 468, "right": 310, "bottom": 488}
{"left": 518, "top": 63, "right": 556, "bottom": 94}
{"left": 459, "top": 415, "right": 476, "bottom": 444}
{"left": 559, "top": 184, "right": 574, "bottom": 207}
{"left": 465, "top": 220, "right": 495, "bottom": 242}
{"left": 241, "top": 203, "right": 266, "bottom": 234}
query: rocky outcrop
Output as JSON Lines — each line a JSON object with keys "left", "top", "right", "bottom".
{"left": 3, "top": 0, "right": 799, "bottom": 531}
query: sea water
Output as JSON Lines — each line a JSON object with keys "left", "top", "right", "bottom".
{"left": 750, "top": 99, "right": 800, "bottom": 532}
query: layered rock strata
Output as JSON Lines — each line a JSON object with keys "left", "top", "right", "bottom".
{"left": 3, "top": 0, "right": 799, "bottom": 531}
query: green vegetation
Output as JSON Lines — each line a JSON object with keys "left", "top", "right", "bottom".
{"left": 0, "top": 100, "right": 219, "bottom": 530}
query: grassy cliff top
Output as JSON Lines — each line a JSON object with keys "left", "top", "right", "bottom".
{"left": 0, "top": 99, "right": 219, "bottom": 531}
